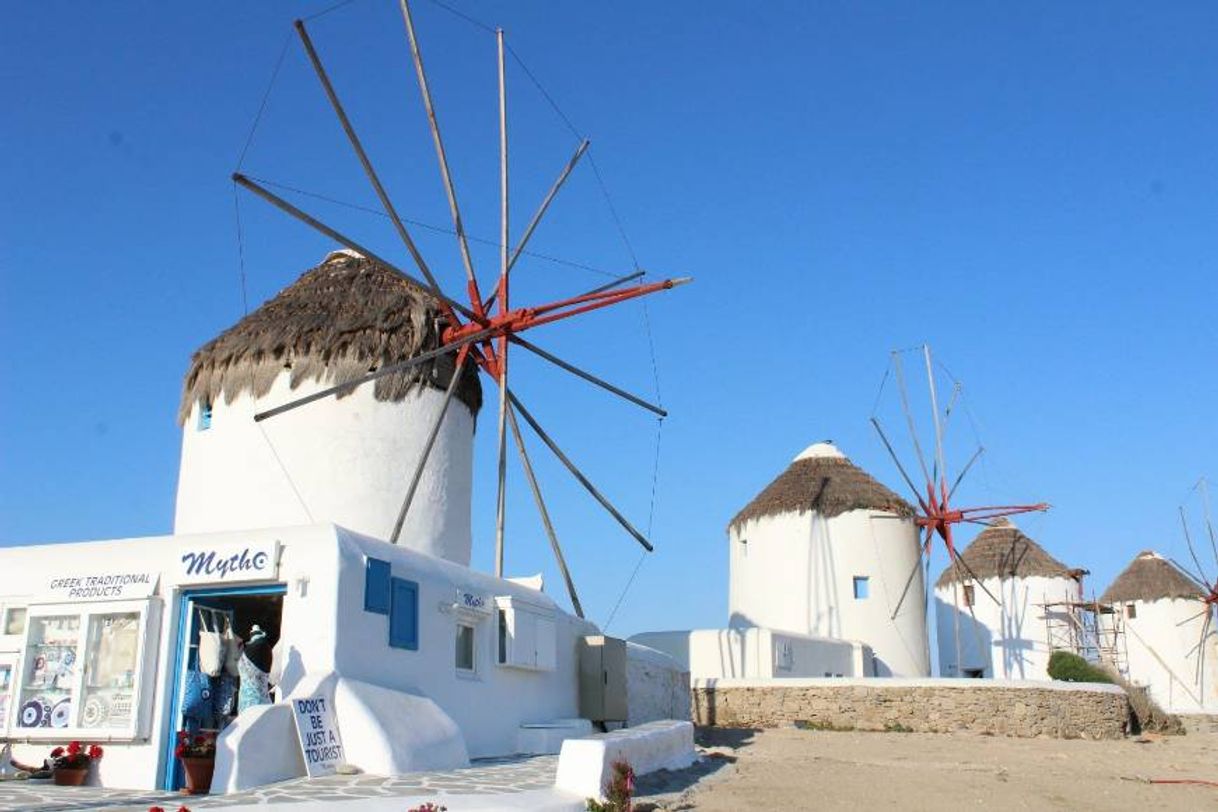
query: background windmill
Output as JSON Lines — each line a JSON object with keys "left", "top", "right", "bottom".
{"left": 1174, "top": 479, "right": 1218, "bottom": 691}
{"left": 869, "top": 344, "right": 1049, "bottom": 673}
{"left": 230, "top": 0, "right": 689, "bottom": 619}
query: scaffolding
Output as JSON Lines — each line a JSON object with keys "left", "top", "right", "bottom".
{"left": 1042, "top": 594, "right": 1128, "bottom": 676}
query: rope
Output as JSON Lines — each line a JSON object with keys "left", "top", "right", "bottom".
{"left": 303, "top": 0, "right": 361, "bottom": 22}
{"left": 232, "top": 184, "right": 250, "bottom": 316}
{"left": 234, "top": 31, "right": 292, "bottom": 172}
{"left": 605, "top": 418, "right": 664, "bottom": 632}
{"left": 243, "top": 174, "right": 621, "bottom": 279}
{"left": 587, "top": 151, "right": 641, "bottom": 271}
{"left": 422, "top": 0, "right": 497, "bottom": 35}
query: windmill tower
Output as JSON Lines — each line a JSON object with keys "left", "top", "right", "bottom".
{"left": 218, "top": 2, "right": 687, "bottom": 613}
{"left": 869, "top": 345, "right": 1049, "bottom": 675}
{"left": 727, "top": 441, "right": 930, "bottom": 677}
{"left": 933, "top": 518, "right": 1083, "bottom": 678}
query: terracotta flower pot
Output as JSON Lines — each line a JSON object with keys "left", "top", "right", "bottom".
{"left": 52, "top": 767, "right": 89, "bottom": 786}
{"left": 180, "top": 756, "right": 215, "bottom": 795}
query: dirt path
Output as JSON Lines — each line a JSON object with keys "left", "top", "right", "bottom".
{"left": 665, "top": 726, "right": 1218, "bottom": 810}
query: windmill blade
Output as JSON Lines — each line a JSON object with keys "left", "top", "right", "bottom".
{"left": 870, "top": 417, "right": 931, "bottom": 514}
{"left": 480, "top": 139, "right": 591, "bottom": 312}
{"left": 580, "top": 271, "right": 645, "bottom": 297}
{"left": 509, "top": 335, "right": 666, "bottom": 417}
{"left": 1177, "top": 606, "right": 1212, "bottom": 627}
{"left": 253, "top": 325, "right": 495, "bottom": 422}
{"left": 1198, "top": 478, "right": 1218, "bottom": 574}
{"left": 892, "top": 351, "right": 934, "bottom": 493}
{"left": 508, "top": 388, "right": 654, "bottom": 552}
{"left": 1168, "top": 556, "right": 1212, "bottom": 592}
{"left": 949, "top": 544, "right": 1001, "bottom": 606}
{"left": 890, "top": 525, "right": 933, "bottom": 621}
{"left": 232, "top": 173, "right": 477, "bottom": 322}
{"left": 507, "top": 403, "right": 584, "bottom": 618}
{"left": 492, "top": 26, "right": 509, "bottom": 579}
{"left": 923, "top": 345, "right": 948, "bottom": 491}
{"left": 947, "top": 446, "right": 985, "bottom": 502}
{"left": 1178, "top": 508, "right": 1211, "bottom": 588}
{"left": 390, "top": 355, "right": 468, "bottom": 544}
{"left": 399, "top": 0, "right": 483, "bottom": 302}
{"left": 294, "top": 19, "right": 453, "bottom": 320}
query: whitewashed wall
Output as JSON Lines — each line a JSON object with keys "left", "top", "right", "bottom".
{"left": 625, "top": 642, "right": 690, "bottom": 727}
{"left": 934, "top": 575, "right": 1078, "bottom": 680}
{"left": 175, "top": 374, "right": 475, "bottom": 566}
{"left": 629, "top": 628, "right": 864, "bottom": 680}
{"left": 728, "top": 508, "right": 928, "bottom": 677}
{"left": 1114, "top": 598, "right": 1218, "bottom": 714}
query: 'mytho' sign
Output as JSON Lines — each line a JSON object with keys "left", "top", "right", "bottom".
{"left": 177, "top": 541, "right": 280, "bottom": 585}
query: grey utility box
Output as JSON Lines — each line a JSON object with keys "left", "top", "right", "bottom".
{"left": 578, "top": 635, "right": 627, "bottom": 723}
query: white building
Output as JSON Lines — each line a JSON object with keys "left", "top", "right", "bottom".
{"left": 934, "top": 518, "right": 1083, "bottom": 679}
{"left": 634, "top": 442, "right": 927, "bottom": 679}
{"left": 1100, "top": 551, "right": 1218, "bottom": 714}
{"left": 0, "top": 251, "right": 687, "bottom": 791}
{"left": 726, "top": 442, "right": 929, "bottom": 677}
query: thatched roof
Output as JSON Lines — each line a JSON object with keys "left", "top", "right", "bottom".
{"left": 178, "top": 251, "right": 482, "bottom": 424}
{"left": 728, "top": 442, "right": 914, "bottom": 532}
{"left": 936, "top": 518, "right": 1073, "bottom": 587}
{"left": 1100, "top": 551, "right": 1204, "bottom": 604}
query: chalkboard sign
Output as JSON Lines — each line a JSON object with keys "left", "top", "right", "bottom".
{"left": 290, "top": 694, "right": 346, "bottom": 777}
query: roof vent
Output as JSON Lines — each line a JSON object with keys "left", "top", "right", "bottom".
{"left": 793, "top": 442, "right": 845, "bottom": 462}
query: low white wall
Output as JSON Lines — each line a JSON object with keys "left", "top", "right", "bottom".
{"left": 625, "top": 642, "right": 690, "bottom": 727}
{"left": 555, "top": 720, "right": 695, "bottom": 800}
{"left": 630, "top": 628, "right": 863, "bottom": 680}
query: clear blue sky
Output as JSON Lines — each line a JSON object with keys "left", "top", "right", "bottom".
{"left": 3, "top": 1, "right": 1218, "bottom": 639}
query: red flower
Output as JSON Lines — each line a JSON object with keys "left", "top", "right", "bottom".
{"left": 177, "top": 806, "right": 192, "bottom": 812}
{"left": 66, "top": 741, "right": 82, "bottom": 756}
{"left": 174, "top": 744, "right": 186, "bottom": 757}
{"left": 193, "top": 736, "right": 207, "bottom": 745}
{"left": 87, "top": 745, "right": 104, "bottom": 760}
{"left": 149, "top": 807, "right": 165, "bottom": 812}
{"left": 177, "top": 731, "right": 190, "bottom": 742}
{"left": 50, "top": 747, "right": 64, "bottom": 757}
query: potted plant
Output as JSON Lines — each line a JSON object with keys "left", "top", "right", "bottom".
{"left": 49, "top": 741, "right": 103, "bottom": 785}
{"left": 174, "top": 731, "right": 216, "bottom": 795}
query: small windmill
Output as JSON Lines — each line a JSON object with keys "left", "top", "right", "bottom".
{"left": 869, "top": 344, "right": 1049, "bottom": 672}
{"left": 1175, "top": 479, "right": 1218, "bottom": 689}
{"left": 232, "top": 1, "right": 688, "bottom": 618}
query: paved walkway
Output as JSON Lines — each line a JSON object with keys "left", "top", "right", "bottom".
{"left": 0, "top": 755, "right": 560, "bottom": 811}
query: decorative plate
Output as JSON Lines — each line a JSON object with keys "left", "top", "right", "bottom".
{"left": 81, "top": 695, "right": 110, "bottom": 728}
{"left": 50, "top": 699, "right": 72, "bottom": 728}
{"left": 19, "top": 699, "right": 47, "bottom": 728}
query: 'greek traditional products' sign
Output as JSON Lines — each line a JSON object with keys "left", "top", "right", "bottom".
{"left": 44, "top": 572, "right": 159, "bottom": 601}
{"left": 291, "top": 694, "right": 345, "bottom": 777}
{"left": 176, "top": 541, "right": 280, "bottom": 585}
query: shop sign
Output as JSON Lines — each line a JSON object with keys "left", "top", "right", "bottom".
{"left": 176, "top": 541, "right": 280, "bottom": 585}
{"left": 455, "top": 589, "right": 491, "bottom": 615}
{"left": 43, "top": 572, "right": 159, "bottom": 602}
{"left": 291, "top": 694, "right": 345, "bottom": 777}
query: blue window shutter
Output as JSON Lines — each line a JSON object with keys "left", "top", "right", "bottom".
{"left": 389, "top": 577, "right": 419, "bottom": 650}
{"left": 364, "top": 558, "right": 391, "bottom": 614}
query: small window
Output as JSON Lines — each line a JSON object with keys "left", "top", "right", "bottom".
{"left": 739, "top": 538, "right": 748, "bottom": 558}
{"left": 853, "top": 576, "right": 870, "bottom": 600}
{"left": 3, "top": 607, "right": 26, "bottom": 636}
{"left": 364, "top": 557, "right": 391, "bottom": 614}
{"left": 497, "top": 609, "right": 508, "bottom": 664}
{"left": 963, "top": 584, "right": 975, "bottom": 607}
{"left": 456, "top": 623, "right": 475, "bottom": 672}
{"left": 198, "top": 401, "right": 213, "bottom": 431}
{"left": 963, "top": 668, "right": 985, "bottom": 678}
{"left": 1126, "top": 603, "right": 1137, "bottom": 619}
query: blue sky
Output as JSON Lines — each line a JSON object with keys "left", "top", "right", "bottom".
{"left": 3, "top": 1, "right": 1218, "bottom": 639}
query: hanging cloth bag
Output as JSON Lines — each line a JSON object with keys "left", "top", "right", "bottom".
{"left": 222, "top": 615, "right": 242, "bottom": 677}
{"left": 197, "top": 609, "right": 225, "bottom": 678}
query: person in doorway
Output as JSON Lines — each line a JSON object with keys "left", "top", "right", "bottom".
{"left": 237, "top": 625, "right": 273, "bottom": 713}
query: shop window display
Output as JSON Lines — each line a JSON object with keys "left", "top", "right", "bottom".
{"left": 18, "top": 614, "right": 80, "bottom": 729}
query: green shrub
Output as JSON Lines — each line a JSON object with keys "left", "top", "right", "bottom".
{"left": 1047, "top": 651, "right": 1114, "bottom": 684}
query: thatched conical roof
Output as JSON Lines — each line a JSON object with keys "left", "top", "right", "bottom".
{"left": 728, "top": 442, "right": 914, "bottom": 532}
{"left": 178, "top": 251, "right": 482, "bottom": 424}
{"left": 936, "top": 518, "right": 1072, "bottom": 587}
{"left": 1100, "top": 551, "right": 1204, "bottom": 604}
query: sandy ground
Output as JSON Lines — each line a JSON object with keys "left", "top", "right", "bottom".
{"left": 644, "top": 724, "right": 1218, "bottom": 811}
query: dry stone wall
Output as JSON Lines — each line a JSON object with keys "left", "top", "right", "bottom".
{"left": 693, "top": 678, "right": 1129, "bottom": 739}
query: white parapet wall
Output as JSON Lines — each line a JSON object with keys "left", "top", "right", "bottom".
{"left": 554, "top": 720, "right": 696, "bottom": 801}
{"left": 631, "top": 627, "right": 868, "bottom": 680}
{"left": 626, "top": 642, "right": 691, "bottom": 726}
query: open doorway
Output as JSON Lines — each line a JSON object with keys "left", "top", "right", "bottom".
{"left": 161, "top": 584, "right": 285, "bottom": 791}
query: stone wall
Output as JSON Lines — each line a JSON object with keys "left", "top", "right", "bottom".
{"left": 693, "top": 678, "right": 1130, "bottom": 739}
